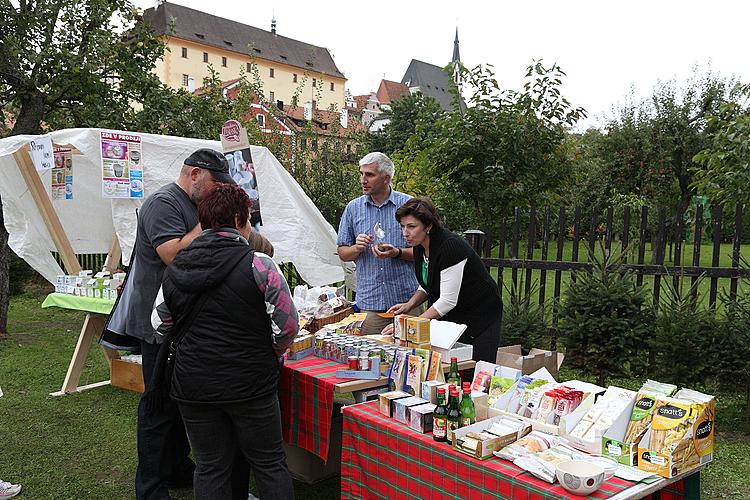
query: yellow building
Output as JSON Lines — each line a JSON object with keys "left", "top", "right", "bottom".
{"left": 144, "top": 2, "right": 346, "bottom": 111}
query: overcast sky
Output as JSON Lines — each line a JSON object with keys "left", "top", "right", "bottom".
{"left": 133, "top": 0, "right": 750, "bottom": 129}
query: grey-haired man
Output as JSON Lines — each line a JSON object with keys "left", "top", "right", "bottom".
{"left": 337, "top": 152, "right": 419, "bottom": 335}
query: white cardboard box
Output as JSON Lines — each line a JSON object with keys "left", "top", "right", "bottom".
{"left": 562, "top": 387, "right": 637, "bottom": 455}
{"left": 451, "top": 415, "right": 531, "bottom": 460}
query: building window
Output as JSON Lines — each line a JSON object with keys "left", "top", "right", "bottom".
{"left": 293, "top": 73, "right": 297, "bottom": 83}
{"left": 269, "top": 68, "right": 275, "bottom": 78}
{"left": 269, "top": 91, "right": 274, "bottom": 102}
{"left": 257, "top": 114, "right": 265, "bottom": 128}
{"left": 222, "top": 56, "right": 227, "bottom": 67}
{"left": 247, "top": 62, "right": 252, "bottom": 72}
{"left": 330, "top": 82, "right": 335, "bottom": 91}
{"left": 312, "top": 78, "right": 316, "bottom": 87}
{"left": 203, "top": 52, "right": 208, "bottom": 63}
{"left": 181, "top": 47, "right": 187, "bottom": 58}
{"left": 182, "top": 74, "right": 189, "bottom": 87}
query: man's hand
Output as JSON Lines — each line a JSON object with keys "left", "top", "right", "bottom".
{"left": 372, "top": 243, "right": 399, "bottom": 259}
{"left": 155, "top": 223, "right": 202, "bottom": 265}
{"left": 380, "top": 323, "right": 395, "bottom": 336}
{"left": 387, "top": 302, "right": 411, "bottom": 315}
{"left": 354, "top": 233, "right": 373, "bottom": 253}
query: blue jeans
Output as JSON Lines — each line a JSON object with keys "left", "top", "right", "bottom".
{"left": 135, "top": 340, "right": 193, "bottom": 500}
{"left": 179, "top": 395, "right": 294, "bottom": 500}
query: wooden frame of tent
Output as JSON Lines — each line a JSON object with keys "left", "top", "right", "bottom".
{"left": 12, "top": 145, "right": 129, "bottom": 397}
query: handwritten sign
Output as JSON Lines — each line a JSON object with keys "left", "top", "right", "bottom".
{"left": 29, "top": 135, "right": 54, "bottom": 171}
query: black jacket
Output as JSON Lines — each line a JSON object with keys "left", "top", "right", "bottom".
{"left": 412, "top": 226, "right": 503, "bottom": 342}
{"left": 161, "top": 229, "right": 279, "bottom": 404}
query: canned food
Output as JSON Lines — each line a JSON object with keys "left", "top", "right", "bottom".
{"left": 348, "top": 356, "right": 359, "bottom": 370}
{"left": 358, "top": 356, "right": 370, "bottom": 371}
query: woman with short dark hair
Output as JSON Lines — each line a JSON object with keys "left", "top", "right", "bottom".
{"left": 386, "top": 197, "right": 503, "bottom": 363}
{"left": 150, "top": 183, "right": 297, "bottom": 500}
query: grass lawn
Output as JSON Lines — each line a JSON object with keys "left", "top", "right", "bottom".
{"left": 2, "top": 291, "right": 749, "bottom": 498}
{"left": 489, "top": 241, "right": 750, "bottom": 310}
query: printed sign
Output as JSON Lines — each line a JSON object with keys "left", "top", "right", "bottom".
{"left": 51, "top": 145, "right": 73, "bottom": 200}
{"left": 100, "top": 131, "right": 143, "bottom": 198}
{"left": 220, "top": 120, "right": 262, "bottom": 229}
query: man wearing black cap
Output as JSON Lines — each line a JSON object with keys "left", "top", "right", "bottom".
{"left": 127, "top": 149, "right": 237, "bottom": 500}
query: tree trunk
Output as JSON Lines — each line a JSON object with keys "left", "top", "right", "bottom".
{"left": 0, "top": 195, "right": 8, "bottom": 337}
{"left": 0, "top": 91, "right": 46, "bottom": 335}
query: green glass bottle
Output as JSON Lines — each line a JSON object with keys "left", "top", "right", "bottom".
{"left": 432, "top": 387, "right": 448, "bottom": 442}
{"left": 446, "top": 357, "right": 461, "bottom": 386}
{"left": 459, "top": 386, "right": 476, "bottom": 427}
{"left": 446, "top": 389, "right": 461, "bottom": 443}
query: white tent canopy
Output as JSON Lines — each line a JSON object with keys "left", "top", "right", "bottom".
{"left": 0, "top": 128, "right": 345, "bottom": 286}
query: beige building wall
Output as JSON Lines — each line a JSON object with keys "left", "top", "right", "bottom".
{"left": 158, "top": 37, "right": 346, "bottom": 111}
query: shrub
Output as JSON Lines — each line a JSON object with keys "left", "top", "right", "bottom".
{"left": 559, "top": 242, "right": 654, "bottom": 386}
{"left": 719, "top": 273, "right": 750, "bottom": 414}
{"left": 651, "top": 277, "right": 718, "bottom": 387}
{"left": 500, "top": 278, "right": 551, "bottom": 351}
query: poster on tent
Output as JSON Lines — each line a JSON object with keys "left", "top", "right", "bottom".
{"left": 51, "top": 145, "right": 73, "bottom": 200}
{"left": 220, "top": 120, "right": 262, "bottom": 229}
{"left": 100, "top": 131, "right": 144, "bottom": 199}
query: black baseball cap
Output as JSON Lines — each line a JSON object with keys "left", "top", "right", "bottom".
{"left": 184, "top": 148, "right": 236, "bottom": 184}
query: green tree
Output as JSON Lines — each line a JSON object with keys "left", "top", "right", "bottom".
{"left": 693, "top": 83, "right": 750, "bottom": 207}
{"left": 424, "top": 61, "right": 586, "bottom": 232}
{"left": 368, "top": 92, "right": 444, "bottom": 155}
{"left": 0, "top": 0, "right": 168, "bottom": 333}
{"left": 576, "top": 71, "right": 735, "bottom": 216}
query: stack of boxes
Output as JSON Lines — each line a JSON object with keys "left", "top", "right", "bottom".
{"left": 55, "top": 270, "right": 124, "bottom": 299}
{"left": 394, "top": 314, "right": 431, "bottom": 349}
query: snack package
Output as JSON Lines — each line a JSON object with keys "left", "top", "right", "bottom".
{"left": 404, "top": 354, "right": 423, "bottom": 396}
{"left": 388, "top": 350, "right": 408, "bottom": 391}
{"left": 472, "top": 371, "right": 493, "bottom": 392}
{"left": 514, "top": 447, "right": 574, "bottom": 483}
{"left": 649, "top": 397, "right": 698, "bottom": 455}
{"left": 488, "top": 375, "right": 515, "bottom": 406}
{"left": 494, "top": 431, "right": 564, "bottom": 461}
{"left": 623, "top": 390, "right": 664, "bottom": 444}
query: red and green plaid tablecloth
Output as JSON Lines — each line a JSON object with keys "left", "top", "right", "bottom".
{"left": 342, "top": 401, "right": 687, "bottom": 500}
{"left": 280, "top": 355, "right": 353, "bottom": 462}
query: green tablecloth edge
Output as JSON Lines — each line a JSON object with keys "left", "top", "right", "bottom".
{"left": 41, "top": 293, "right": 115, "bottom": 315}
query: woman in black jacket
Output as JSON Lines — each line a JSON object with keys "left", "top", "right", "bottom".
{"left": 386, "top": 197, "right": 502, "bottom": 362}
{"left": 150, "top": 184, "right": 298, "bottom": 500}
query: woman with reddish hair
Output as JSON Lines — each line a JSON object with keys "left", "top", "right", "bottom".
{"left": 149, "top": 183, "right": 298, "bottom": 499}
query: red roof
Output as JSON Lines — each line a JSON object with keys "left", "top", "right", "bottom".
{"left": 282, "top": 106, "right": 366, "bottom": 136}
{"left": 376, "top": 80, "right": 409, "bottom": 104}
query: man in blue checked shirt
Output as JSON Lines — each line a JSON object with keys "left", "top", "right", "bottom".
{"left": 337, "top": 152, "right": 420, "bottom": 335}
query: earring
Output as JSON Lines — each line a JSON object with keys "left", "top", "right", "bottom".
{"left": 426, "top": 230, "right": 430, "bottom": 235}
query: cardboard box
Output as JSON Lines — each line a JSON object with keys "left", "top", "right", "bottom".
{"left": 379, "top": 391, "right": 411, "bottom": 417}
{"left": 562, "top": 388, "right": 636, "bottom": 455}
{"left": 394, "top": 396, "right": 429, "bottom": 424}
{"left": 489, "top": 369, "right": 600, "bottom": 437}
{"left": 472, "top": 392, "right": 489, "bottom": 422}
{"left": 406, "top": 317, "right": 430, "bottom": 343}
{"left": 451, "top": 416, "right": 531, "bottom": 460}
{"left": 393, "top": 314, "right": 410, "bottom": 340}
{"left": 406, "top": 340, "right": 431, "bottom": 350}
{"left": 408, "top": 403, "right": 436, "bottom": 433}
{"left": 421, "top": 380, "right": 448, "bottom": 404}
{"left": 285, "top": 415, "right": 342, "bottom": 484}
{"left": 496, "top": 345, "right": 564, "bottom": 377}
{"left": 433, "top": 342, "right": 473, "bottom": 362}
{"left": 638, "top": 395, "right": 714, "bottom": 478}
{"left": 110, "top": 357, "right": 144, "bottom": 393}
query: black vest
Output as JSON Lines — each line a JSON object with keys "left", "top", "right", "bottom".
{"left": 162, "top": 246, "right": 279, "bottom": 404}
{"left": 412, "top": 227, "right": 503, "bottom": 341}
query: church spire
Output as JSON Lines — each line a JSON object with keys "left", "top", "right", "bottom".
{"left": 452, "top": 27, "right": 460, "bottom": 63}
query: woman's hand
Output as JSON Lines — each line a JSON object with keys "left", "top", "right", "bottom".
{"left": 387, "top": 302, "right": 410, "bottom": 315}
{"left": 372, "top": 243, "right": 399, "bottom": 259}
